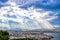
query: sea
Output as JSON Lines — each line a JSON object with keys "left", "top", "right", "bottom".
{"left": 45, "top": 33, "right": 60, "bottom": 40}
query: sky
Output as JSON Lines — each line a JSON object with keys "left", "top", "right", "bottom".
{"left": 0, "top": 0, "right": 60, "bottom": 30}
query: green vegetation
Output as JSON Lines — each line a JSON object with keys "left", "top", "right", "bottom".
{"left": 11, "top": 38, "right": 38, "bottom": 40}
{"left": 0, "top": 30, "right": 9, "bottom": 40}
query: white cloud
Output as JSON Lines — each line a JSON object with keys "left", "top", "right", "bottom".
{"left": 53, "top": 25, "right": 60, "bottom": 27}
{"left": 0, "top": 23, "right": 10, "bottom": 30}
{"left": 9, "top": 0, "right": 39, "bottom": 5}
{"left": 0, "top": 1, "right": 59, "bottom": 30}
{"left": 46, "top": 16, "right": 58, "bottom": 21}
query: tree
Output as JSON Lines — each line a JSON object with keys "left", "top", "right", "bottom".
{"left": 0, "top": 30, "right": 9, "bottom": 40}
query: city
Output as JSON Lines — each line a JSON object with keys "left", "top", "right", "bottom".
{"left": 8, "top": 29, "right": 60, "bottom": 40}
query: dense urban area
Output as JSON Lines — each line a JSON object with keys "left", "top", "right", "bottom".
{"left": 0, "top": 30, "right": 60, "bottom": 40}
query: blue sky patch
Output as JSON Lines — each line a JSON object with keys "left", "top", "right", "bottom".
{"left": 0, "top": 0, "right": 8, "bottom": 3}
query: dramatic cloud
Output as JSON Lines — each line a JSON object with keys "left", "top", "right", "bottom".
{"left": 0, "top": 0, "right": 60, "bottom": 30}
